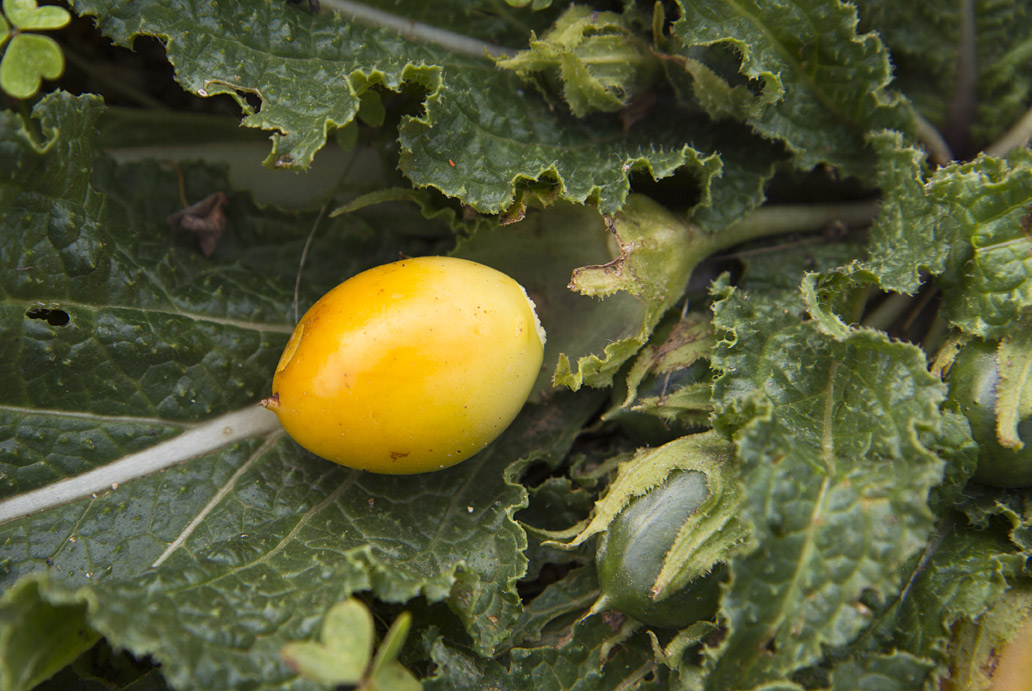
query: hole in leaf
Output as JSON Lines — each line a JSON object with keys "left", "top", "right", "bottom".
{"left": 25, "top": 307, "right": 70, "bottom": 326}
{"left": 242, "top": 91, "right": 262, "bottom": 114}
{"left": 517, "top": 562, "right": 575, "bottom": 604}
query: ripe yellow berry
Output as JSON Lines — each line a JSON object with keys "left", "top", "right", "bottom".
{"left": 263, "top": 256, "right": 545, "bottom": 474}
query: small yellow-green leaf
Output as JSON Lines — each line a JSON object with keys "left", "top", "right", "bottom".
{"left": 357, "top": 90, "right": 385, "bottom": 127}
{"left": 0, "top": 33, "right": 63, "bottom": 99}
{"left": 366, "top": 660, "right": 421, "bottom": 691}
{"left": 368, "top": 611, "right": 411, "bottom": 679}
{"left": 320, "top": 598, "right": 375, "bottom": 661}
{"left": 281, "top": 642, "right": 365, "bottom": 687}
{"left": 3, "top": 0, "right": 70, "bottom": 31}
{"left": 0, "top": 577, "right": 100, "bottom": 691}
{"left": 280, "top": 599, "right": 374, "bottom": 686}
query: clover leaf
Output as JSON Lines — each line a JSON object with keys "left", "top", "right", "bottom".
{"left": 281, "top": 599, "right": 419, "bottom": 690}
{"left": 0, "top": 0, "right": 70, "bottom": 99}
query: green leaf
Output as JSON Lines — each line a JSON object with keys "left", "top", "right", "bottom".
{"left": 933, "top": 150, "right": 1032, "bottom": 339}
{"left": 280, "top": 599, "right": 374, "bottom": 685}
{"left": 502, "top": 566, "right": 600, "bottom": 654}
{"left": 551, "top": 195, "right": 714, "bottom": 390}
{"left": 0, "top": 33, "right": 63, "bottom": 99}
{"left": 827, "top": 652, "right": 934, "bottom": 691}
{"left": 855, "top": 0, "right": 1032, "bottom": 148}
{"left": 671, "top": 0, "right": 912, "bottom": 179}
{"left": 0, "top": 394, "right": 602, "bottom": 689}
{"left": 0, "top": 91, "right": 602, "bottom": 689}
{"left": 495, "top": 6, "right": 661, "bottom": 117}
{"left": 860, "top": 131, "right": 944, "bottom": 294}
{"left": 604, "top": 310, "right": 715, "bottom": 430}
{"left": 424, "top": 615, "right": 666, "bottom": 691}
{"left": 368, "top": 611, "right": 411, "bottom": 679}
{"left": 398, "top": 88, "right": 724, "bottom": 215}
{"left": 959, "top": 485, "right": 1032, "bottom": 556}
{"left": 70, "top": 0, "right": 413, "bottom": 170}
{"left": 69, "top": 0, "right": 723, "bottom": 215}
{"left": 844, "top": 139, "right": 1032, "bottom": 338}
{"left": 0, "top": 577, "right": 99, "bottom": 691}
{"left": 705, "top": 282, "right": 948, "bottom": 688}
{"left": 3, "top": 0, "right": 70, "bottom": 30}
{"left": 366, "top": 661, "right": 421, "bottom": 691}
{"left": 890, "top": 517, "right": 1026, "bottom": 670}
{"left": 504, "top": 0, "right": 554, "bottom": 10}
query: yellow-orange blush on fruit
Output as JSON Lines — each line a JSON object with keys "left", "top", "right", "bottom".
{"left": 262, "top": 256, "right": 545, "bottom": 474}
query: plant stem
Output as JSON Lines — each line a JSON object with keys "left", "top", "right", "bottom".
{"left": 984, "top": 102, "right": 1032, "bottom": 158}
{"left": 862, "top": 292, "right": 913, "bottom": 332}
{"left": 320, "top": 0, "right": 514, "bottom": 58}
{"left": 922, "top": 313, "right": 951, "bottom": 358}
{"left": 0, "top": 406, "right": 282, "bottom": 525}
{"left": 913, "top": 111, "right": 953, "bottom": 166}
{"left": 702, "top": 200, "right": 880, "bottom": 254}
{"left": 942, "top": 0, "right": 977, "bottom": 156}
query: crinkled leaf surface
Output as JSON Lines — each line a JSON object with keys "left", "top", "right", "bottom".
{"left": 834, "top": 137, "right": 1032, "bottom": 339}
{"left": 425, "top": 612, "right": 665, "bottom": 691}
{"left": 945, "top": 578, "right": 1032, "bottom": 691}
{"left": 459, "top": 194, "right": 732, "bottom": 392}
{"left": 705, "top": 279, "right": 949, "bottom": 688}
{"left": 324, "top": 0, "right": 562, "bottom": 48}
{"left": 0, "top": 91, "right": 602, "bottom": 690}
{"left": 671, "top": 0, "right": 912, "bottom": 179}
{"left": 827, "top": 652, "right": 934, "bottom": 691}
{"left": 855, "top": 0, "right": 1032, "bottom": 148}
{"left": 878, "top": 516, "right": 1028, "bottom": 681}
{"left": 932, "top": 150, "right": 1032, "bottom": 339}
{"left": 67, "top": 0, "right": 730, "bottom": 216}
{"left": 860, "top": 131, "right": 945, "bottom": 294}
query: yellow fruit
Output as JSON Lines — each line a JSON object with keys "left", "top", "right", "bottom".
{"left": 263, "top": 256, "right": 545, "bottom": 474}
{"left": 990, "top": 610, "right": 1032, "bottom": 691}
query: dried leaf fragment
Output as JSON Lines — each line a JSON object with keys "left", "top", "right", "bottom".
{"left": 166, "top": 191, "right": 228, "bottom": 256}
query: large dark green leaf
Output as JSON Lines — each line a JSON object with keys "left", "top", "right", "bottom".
{"left": 66, "top": 0, "right": 731, "bottom": 216}
{"left": 671, "top": 0, "right": 913, "bottom": 180}
{"left": 856, "top": 0, "right": 1032, "bottom": 150}
{"left": 705, "top": 279, "right": 948, "bottom": 688}
{"left": 0, "top": 91, "right": 602, "bottom": 690}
